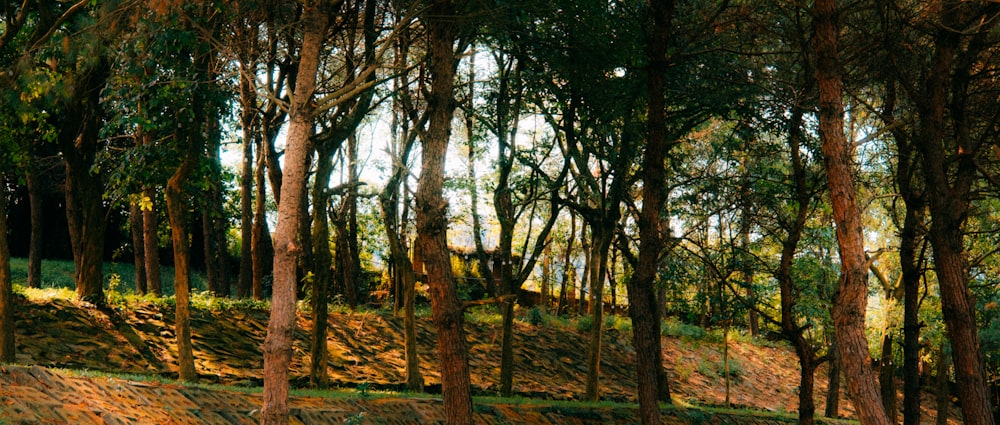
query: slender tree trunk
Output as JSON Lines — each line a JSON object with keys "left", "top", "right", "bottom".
{"left": 417, "top": 2, "right": 473, "bottom": 421}
{"left": 143, "top": 186, "right": 163, "bottom": 296}
{"left": 630, "top": 2, "right": 675, "bottom": 422}
{"left": 166, "top": 152, "right": 198, "bottom": 382}
{"left": 798, "top": 355, "right": 818, "bottom": 425}
{"left": 237, "top": 63, "right": 256, "bottom": 299}
{"left": 936, "top": 345, "right": 950, "bottom": 425}
{"left": 826, "top": 338, "right": 842, "bottom": 418}
{"left": 557, "top": 213, "right": 576, "bottom": 315}
{"left": 0, "top": 184, "right": 14, "bottom": 363}
{"left": 812, "top": 2, "right": 890, "bottom": 424}
{"left": 880, "top": 332, "right": 897, "bottom": 423}
{"left": 261, "top": 7, "right": 326, "bottom": 424}
{"left": 309, "top": 143, "right": 335, "bottom": 388}
{"left": 585, "top": 227, "right": 613, "bottom": 401}
{"left": 130, "top": 202, "right": 148, "bottom": 295}
{"left": 252, "top": 133, "right": 273, "bottom": 300}
{"left": 912, "top": 6, "right": 995, "bottom": 424}
{"left": 202, "top": 128, "right": 229, "bottom": 297}
{"left": 579, "top": 225, "right": 590, "bottom": 316}
{"left": 26, "top": 161, "right": 43, "bottom": 289}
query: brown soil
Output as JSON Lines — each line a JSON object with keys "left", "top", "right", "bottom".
{"left": 1, "top": 295, "right": 959, "bottom": 423}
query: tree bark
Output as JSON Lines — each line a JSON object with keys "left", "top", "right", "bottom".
{"left": 261, "top": 6, "right": 327, "bottom": 424}
{"left": 309, "top": 142, "right": 335, "bottom": 388}
{"left": 0, "top": 184, "right": 14, "bottom": 363}
{"left": 416, "top": 2, "right": 473, "bottom": 421}
{"left": 142, "top": 185, "right": 163, "bottom": 296}
{"left": 26, "top": 160, "right": 43, "bottom": 289}
{"left": 911, "top": 5, "right": 996, "bottom": 424}
{"left": 826, "top": 338, "right": 841, "bottom": 418}
{"left": 130, "top": 202, "right": 148, "bottom": 295}
{"left": 812, "top": 2, "right": 890, "bottom": 424}
{"left": 252, "top": 131, "right": 273, "bottom": 300}
{"left": 202, "top": 128, "right": 229, "bottom": 297}
{"left": 237, "top": 56, "right": 257, "bottom": 299}
{"left": 629, "top": 1, "right": 675, "bottom": 422}
{"left": 166, "top": 149, "right": 198, "bottom": 382}
{"left": 879, "top": 332, "right": 897, "bottom": 423}
{"left": 936, "top": 345, "right": 950, "bottom": 425}
{"left": 59, "top": 61, "right": 109, "bottom": 305}
{"left": 585, "top": 226, "right": 613, "bottom": 401}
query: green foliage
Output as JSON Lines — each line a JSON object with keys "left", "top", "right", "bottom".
{"left": 662, "top": 317, "right": 707, "bottom": 340}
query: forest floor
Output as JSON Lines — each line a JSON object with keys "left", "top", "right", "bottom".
{"left": 0, "top": 290, "right": 959, "bottom": 424}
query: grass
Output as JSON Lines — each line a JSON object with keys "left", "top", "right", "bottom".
{"left": 8, "top": 257, "right": 209, "bottom": 297}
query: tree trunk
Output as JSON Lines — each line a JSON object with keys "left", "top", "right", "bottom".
{"left": 252, "top": 132, "right": 273, "bottom": 300}
{"left": 798, "top": 354, "right": 818, "bottom": 425}
{"left": 880, "top": 332, "right": 897, "bottom": 423}
{"left": 26, "top": 161, "right": 43, "bottom": 289}
{"left": 142, "top": 186, "right": 163, "bottom": 296}
{"left": 63, "top": 124, "right": 107, "bottom": 305}
{"left": 261, "top": 7, "right": 327, "bottom": 424}
{"left": 585, "top": 226, "right": 613, "bottom": 401}
{"left": 912, "top": 5, "right": 996, "bottom": 423}
{"left": 826, "top": 338, "right": 841, "bottom": 418}
{"left": 379, "top": 94, "right": 422, "bottom": 391}
{"left": 630, "top": 2, "right": 675, "bottom": 422}
{"left": 309, "top": 142, "right": 335, "bottom": 388}
{"left": 579, "top": 225, "right": 590, "bottom": 316}
{"left": 166, "top": 151, "right": 198, "bottom": 382}
{"left": 130, "top": 202, "right": 148, "bottom": 295}
{"left": 0, "top": 184, "right": 14, "bottom": 363}
{"left": 417, "top": 2, "right": 473, "bottom": 422}
{"left": 557, "top": 213, "right": 576, "bottom": 315}
{"left": 812, "top": 2, "right": 890, "bottom": 424}
{"left": 936, "top": 345, "right": 950, "bottom": 425}
{"left": 202, "top": 128, "right": 229, "bottom": 297}
{"left": 237, "top": 62, "right": 256, "bottom": 299}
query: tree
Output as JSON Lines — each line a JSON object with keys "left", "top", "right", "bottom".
{"left": 812, "top": 1, "right": 891, "bottom": 423}
{"left": 0, "top": 179, "right": 12, "bottom": 363}
{"left": 415, "top": 0, "right": 476, "bottom": 421}
{"left": 261, "top": 2, "right": 329, "bottom": 423}
{"left": 629, "top": 0, "right": 675, "bottom": 422}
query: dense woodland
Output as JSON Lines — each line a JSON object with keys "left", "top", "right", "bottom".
{"left": 1, "top": 1, "right": 1000, "bottom": 425}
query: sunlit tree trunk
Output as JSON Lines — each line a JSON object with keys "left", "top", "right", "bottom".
{"left": 812, "top": 2, "right": 890, "bottom": 424}
{"left": 261, "top": 5, "right": 327, "bottom": 423}
{"left": 416, "top": 1, "right": 473, "bottom": 421}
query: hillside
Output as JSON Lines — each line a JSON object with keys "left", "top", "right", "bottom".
{"left": 1, "top": 291, "right": 957, "bottom": 423}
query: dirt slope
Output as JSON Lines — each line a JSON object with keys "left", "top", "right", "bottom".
{"left": 2, "top": 294, "right": 959, "bottom": 423}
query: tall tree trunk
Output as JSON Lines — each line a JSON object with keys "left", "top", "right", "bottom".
{"left": 826, "top": 338, "right": 842, "bottom": 418}
{"left": 556, "top": 213, "right": 576, "bottom": 315}
{"left": 252, "top": 132, "right": 273, "bottom": 300}
{"left": 0, "top": 183, "right": 14, "bottom": 363}
{"left": 59, "top": 60, "right": 109, "bottom": 305}
{"left": 237, "top": 61, "right": 256, "bottom": 299}
{"left": 130, "top": 202, "right": 148, "bottom": 295}
{"left": 261, "top": 7, "right": 327, "bottom": 424}
{"left": 143, "top": 186, "right": 163, "bottom": 296}
{"left": 202, "top": 127, "right": 229, "bottom": 297}
{"left": 26, "top": 161, "right": 43, "bottom": 289}
{"left": 812, "top": 2, "right": 890, "bottom": 424}
{"left": 417, "top": 2, "right": 473, "bottom": 421}
{"left": 579, "top": 225, "right": 590, "bottom": 316}
{"left": 883, "top": 75, "right": 925, "bottom": 425}
{"left": 936, "top": 345, "right": 950, "bottom": 425}
{"left": 912, "top": 5, "right": 996, "bottom": 424}
{"left": 584, "top": 226, "right": 613, "bottom": 401}
{"left": 166, "top": 149, "right": 198, "bottom": 382}
{"left": 880, "top": 332, "right": 897, "bottom": 423}
{"left": 309, "top": 143, "right": 335, "bottom": 388}
{"left": 630, "top": 2, "right": 675, "bottom": 422}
